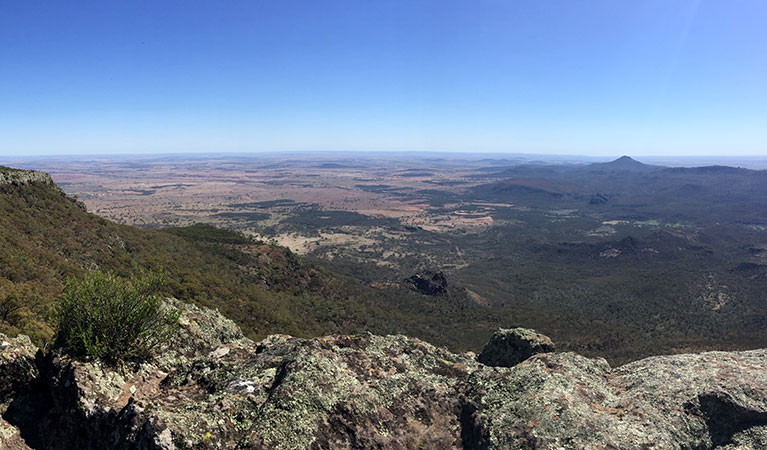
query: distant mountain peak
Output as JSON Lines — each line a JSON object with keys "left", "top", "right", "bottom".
{"left": 610, "top": 155, "right": 643, "bottom": 165}
{"left": 589, "top": 155, "right": 655, "bottom": 172}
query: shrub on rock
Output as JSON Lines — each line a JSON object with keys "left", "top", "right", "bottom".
{"left": 55, "top": 271, "right": 179, "bottom": 364}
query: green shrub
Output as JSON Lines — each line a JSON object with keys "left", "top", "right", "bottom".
{"left": 56, "top": 270, "right": 180, "bottom": 363}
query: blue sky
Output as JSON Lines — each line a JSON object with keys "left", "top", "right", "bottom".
{"left": 1, "top": 0, "right": 765, "bottom": 156}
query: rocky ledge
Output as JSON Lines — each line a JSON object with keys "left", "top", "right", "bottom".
{"left": 2, "top": 302, "right": 767, "bottom": 449}
{"left": 0, "top": 167, "right": 54, "bottom": 186}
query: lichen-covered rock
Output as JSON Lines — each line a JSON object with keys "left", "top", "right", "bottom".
{"left": 719, "top": 425, "right": 767, "bottom": 449}
{"left": 37, "top": 299, "right": 248, "bottom": 450}
{"left": 43, "top": 332, "right": 477, "bottom": 449}
{"left": 0, "top": 333, "right": 38, "bottom": 403}
{"left": 477, "top": 327, "right": 555, "bottom": 367}
{"left": 0, "top": 167, "right": 54, "bottom": 186}
{"left": 0, "top": 417, "right": 32, "bottom": 450}
{"left": 0, "top": 333, "right": 38, "bottom": 450}
{"left": 463, "top": 349, "right": 767, "bottom": 449}
{"left": 34, "top": 300, "right": 478, "bottom": 449}
{"left": 614, "top": 349, "right": 767, "bottom": 448}
{"left": 237, "top": 333, "right": 477, "bottom": 449}
{"left": 7, "top": 301, "right": 767, "bottom": 449}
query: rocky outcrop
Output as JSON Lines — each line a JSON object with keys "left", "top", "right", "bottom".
{"left": 0, "top": 167, "right": 54, "bottom": 186}
{"left": 0, "top": 333, "right": 38, "bottom": 450}
{"left": 589, "top": 193, "right": 609, "bottom": 205}
{"left": 406, "top": 270, "right": 448, "bottom": 296}
{"left": 0, "top": 334, "right": 38, "bottom": 402}
{"left": 23, "top": 300, "right": 478, "bottom": 449}
{"left": 477, "top": 328, "right": 555, "bottom": 368}
{"left": 4, "top": 304, "right": 767, "bottom": 449}
{"left": 0, "top": 417, "right": 32, "bottom": 450}
{"left": 464, "top": 349, "right": 767, "bottom": 449}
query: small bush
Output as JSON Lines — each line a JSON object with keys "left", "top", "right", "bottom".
{"left": 56, "top": 270, "right": 180, "bottom": 363}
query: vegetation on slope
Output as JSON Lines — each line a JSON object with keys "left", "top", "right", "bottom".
{"left": 0, "top": 174, "right": 494, "bottom": 351}
{"left": 7, "top": 159, "right": 767, "bottom": 365}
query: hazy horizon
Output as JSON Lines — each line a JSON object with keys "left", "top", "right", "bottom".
{"left": 4, "top": 150, "right": 767, "bottom": 171}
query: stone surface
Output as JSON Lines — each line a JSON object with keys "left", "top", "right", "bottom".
{"left": 463, "top": 349, "right": 767, "bottom": 449}
{"left": 0, "top": 333, "right": 38, "bottom": 403}
{"left": 0, "top": 333, "right": 38, "bottom": 450}
{"left": 0, "top": 417, "right": 32, "bottom": 450}
{"left": 406, "top": 270, "right": 448, "bottom": 296}
{"left": 477, "top": 327, "right": 555, "bottom": 367}
{"left": 5, "top": 301, "right": 767, "bottom": 449}
{"left": 0, "top": 333, "right": 37, "bottom": 450}
{"left": 0, "top": 167, "right": 54, "bottom": 186}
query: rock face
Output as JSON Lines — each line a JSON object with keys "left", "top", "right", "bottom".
{"left": 477, "top": 327, "right": 555, "bottom": 367}
{"left": 0, "top": 334, "right": 38, "bottom": 402}
{"left": 0, "top": 333, "right": 38, "bottom": 450}
{"left": 0, "top": 167, "right": 54, "bottom": 186}
{"left": 406, "top": 270, "right": 448, "bottom": 296}
{"left": 464, "top": 350, "right": 767, "bottom": 449}
{"left": 4, "top": 304, "right": 767, "bottom": 449}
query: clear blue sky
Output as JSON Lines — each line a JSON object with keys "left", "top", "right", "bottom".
{"left": 1, "top": 0, "right": 765, "bottom": 156}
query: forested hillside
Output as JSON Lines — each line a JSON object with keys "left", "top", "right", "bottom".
{"left": 0, "top": 166, "right": 494, "bottom": 350}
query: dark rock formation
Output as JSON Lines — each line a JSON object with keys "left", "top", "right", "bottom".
{"left": 406, "top": 271, "right": 448, "bottom": 296}
{"left": 477, "top": 328, "right": 555, "bottom": 367}
{"left": 589, "top": 193, "right": 609, "bottom": 205}
{"left": 4, "top": 302, "right": 767, "bottom": 449}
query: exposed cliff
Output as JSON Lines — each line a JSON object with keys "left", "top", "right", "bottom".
{"left": 2, "top": 301, "right": 767, "bottom": 449}
{"left": 0, "top": 167, "right": 54, "bottom": 187}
